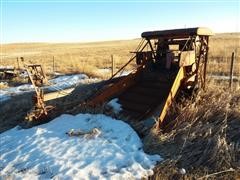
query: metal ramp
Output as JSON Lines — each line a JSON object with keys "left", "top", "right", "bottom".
{"left": 118, "top": 70, "right": 177, "bottom": 121}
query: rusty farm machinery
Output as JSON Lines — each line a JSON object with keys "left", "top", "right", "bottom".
{"left": 0, "top": 66, "right": 18, "bottom": 80}
{"left": 22, "top": 59, "right": 72, "bottom": 121}
{"left": 23, "top": 62, "right": 55, "bottom": 121}
{"left": 0, "top": 57, "right": 53, "bottom": 121}
{"left": 22, "top": 27, "right": 213, "bottom": 132}
{"left": 85, "top": 27, "right": 213, "bottom": 130}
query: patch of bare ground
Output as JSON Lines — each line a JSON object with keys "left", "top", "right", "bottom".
{"left": 0, "top": 92, "right": 34, "bottom": 132}
{"left": 144, "top": 86, "right": 240, "bottom": 179}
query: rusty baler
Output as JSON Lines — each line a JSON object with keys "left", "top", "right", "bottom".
{"left": 86, "top": 27, "right": 213, "bottom": 130}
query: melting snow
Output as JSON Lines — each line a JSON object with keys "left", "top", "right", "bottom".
{"left": 0, "top": 66, "right": 14, "bottom": 69}
{"left": 0, "top": 113, "right": 161, "bottom": 179}
{"left": 107, "top": 98, "right": 122, "bottom": 113}
{"left": 0, "top": 74, "right": 97, "bottom": 103}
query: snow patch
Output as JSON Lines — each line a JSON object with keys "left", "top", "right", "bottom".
{"left": 0, "top": 113, "right": 161, "bottom": 179}
{"left": 0, "top": 65, "right": 14, "bottom": 69}
{"left": 120, "top": 70, "right": 131, "bottom": 76}
{"left": 48, "top": 74, "right": 89, "bottom": 91}
{"left": 107, "top": 98, "right": 122, "bottom": 113}
{"left": 0, "top": 74, "right": 98, "bottom": 102}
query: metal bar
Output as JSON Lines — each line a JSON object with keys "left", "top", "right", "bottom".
{"left": 203, "top": 36, "right": 209, "bottom": 90}
{"left": 111, "top": 54, "right": 114, "bottom": 78}
{"left": 110, "top": 41, "right": 148, "bottom": 79}
{"left": 147, "top": 39, "right": 157, "bottom": 60}
{"left": 26, "top": 68, "right": 40, "bottom": 97}
{"left": 195, "top": 36, "right": 203, "bottom": 88}
{"left": 157, "top": 67, "right": 185, "bottom": 130}
{"left": 88, "top": 71, "right": 140, "bottom": 106}
{"left": 180, "top": 36, "right": 191, "bottom": 52}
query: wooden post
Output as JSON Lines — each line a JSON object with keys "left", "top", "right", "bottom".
{"left": 52, "top": 56, "right": 55, "bottom": 73}
{"left": 111, "top": 54, "right": 114, "bottom": 78}
{"left": 229, "top": 52, "right": 235, "bottom": 90}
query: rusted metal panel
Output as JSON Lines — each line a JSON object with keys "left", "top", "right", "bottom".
{"left": 24, "top": 63, "right": 54, "bottom": 121}
{"left": 87, "top": 71, "right": 140, "bottom": 106}
{"left": 0, "top": 67, "right": 18, "bottom": 80}
{"left": 25, "top": 64, "right": 48, "bottom": 86}
{"left": 142, "top": 27, "right": 214, "bottom": 39}
{"left": 179, "top": 51, "right": 195, "bottom": 67}
{"left": 44, "top": 88, "right": 75, "bottom": 101}
{"left": 157, "top": 67, "right": 185, "bottom": 128}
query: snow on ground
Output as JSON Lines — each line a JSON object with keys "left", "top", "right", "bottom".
{"left": 107, "top": 98, "right": 122, "bottom": 113}
{"left": 119, "top": 70, "right": 131, "bottom": 76}
{"left": 0, "top": 74, "right": 98, "bottom": 103}
{"left": 0, "top": 65, "right": 14, "bottom": 69}
{"left": 0, "top": 68, "right": 133, "bottom": 103}
{"left": 0, "top": 113, "right": 161, "bottom": 179}
{"left": 0, "top": 83, "right": 34, "bottom": 101}
{"left": 0, "top": 96, "right": 10, "bottom": 102}
{"left": 48, "top": 74, "right": 90, "bottom": 90}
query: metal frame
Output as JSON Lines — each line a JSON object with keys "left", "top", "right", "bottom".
{"left": 24, "top": 63, "right": 54, "bottom": 121}
{"left": 85, "top": 27, "right": 213, "bottom": 129}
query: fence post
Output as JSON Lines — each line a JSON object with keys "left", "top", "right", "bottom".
{"left": 111, "top": 54, "right": 114, "bottom": 78}
{"left": 229, "top": 52, "right": 235, "bottom": 90}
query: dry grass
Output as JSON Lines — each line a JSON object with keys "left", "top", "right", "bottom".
{"left": 0, "top": 82, "right": 9, "bottom": 89}
{"left": 1, "top": 39, "right": 139, "bottom": 79}
{"left": 1, "top": 33, "right": 239, "bottom": 79}
{"left": 144, "top": 84, "right": 240, "bottom": 179}
{"left": 208, "top": 33, "right": 240, "bottom": 76}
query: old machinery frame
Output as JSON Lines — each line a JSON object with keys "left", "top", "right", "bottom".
{"left": 86, "top": 27, "right": 213, "bottom": 130}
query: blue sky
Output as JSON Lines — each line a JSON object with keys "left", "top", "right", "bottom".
{"left": 1, "top": 0, "right": 239, "bottom": 43}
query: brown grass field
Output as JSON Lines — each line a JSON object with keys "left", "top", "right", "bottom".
{"left": 1, "top": 33, "right": 240, "bottom": 80}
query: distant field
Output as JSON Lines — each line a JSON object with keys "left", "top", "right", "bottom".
{"left": 1, "top": 33, "right": 240, "bottom": 79}
{"left": 1, "top": 40, "right": 140, "bottom": 79}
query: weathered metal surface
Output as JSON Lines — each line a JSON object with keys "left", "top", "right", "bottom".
{"left": 0, "top": 67, "right": 18, "bottom": 80}
{"left": 179, "top": 51, "right": 195, "bottom": 67}
{"left": 44, "top": 88, "right": 75, "bottom": 101}
{"left": 87, "top": 70, "right": 140, "bottom": 106}
{"left": 25, "top": 64, "right": 48, "bottom": 86}
{"left": 141, "top": 27, "right": 214, "bottom": 39}
{"left": 24, "top": 63, "right": 54, "bottom": 121}
{"left": 156, "top": 67, "right": 185, "bottom": 128}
